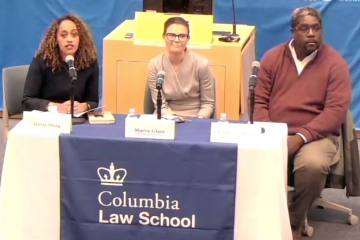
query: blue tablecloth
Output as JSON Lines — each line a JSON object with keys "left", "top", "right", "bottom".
{"left": 60, "top": 115, "right": 238, "bottom": 240}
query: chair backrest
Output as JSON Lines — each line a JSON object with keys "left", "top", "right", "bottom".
{"left": 211, "top": 78, "right": 217, "bottom": 119}
{"left": 2, "top": 65, "right": 29, "bottom": 117}
{"left": 316, "top": 110, "right": 360, "bottom": 192}
{"left": 143, "top": 77, "right": 218, "bottom": 118}
{"left": 144, "top": 84, "right": 155, "bottom": 114}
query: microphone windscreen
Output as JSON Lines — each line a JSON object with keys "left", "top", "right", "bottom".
{"left": 251, "top": 61, "right": 260, "bottom": 69}
{"left": 157, "top": 70, "right": 165, "bottom": 76}
{"left": 65, "top": 55, "right": 74, "bottom": 63}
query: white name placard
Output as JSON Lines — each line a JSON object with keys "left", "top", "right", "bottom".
{"left": 125, "top": 117, "right": 176, "bottom": 140}
{"left": 23, "top": 111, "right": 72, "bottom": 133}
{"left": 210, "top": 122, "right": 264, "bottom": 143}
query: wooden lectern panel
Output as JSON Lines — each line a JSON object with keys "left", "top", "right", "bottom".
{"left": 103, "top": 20, "right": 256, "bottom": 120}
{"left": 116, "top": 61, "right": 149, "bottom": 113}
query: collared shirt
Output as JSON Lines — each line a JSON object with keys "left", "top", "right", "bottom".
{"left": 288, "top": 39, "right": 318, "bottom": 143}
{"left": 289, "top": 38, "right": 318, "bottom": 75}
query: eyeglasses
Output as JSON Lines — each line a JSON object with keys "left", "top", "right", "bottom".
{"left": 293, "top": 25, "right": 322, "bottom": 33}
{"left": 165, "top": 33, "right": 189, "bottom": 41}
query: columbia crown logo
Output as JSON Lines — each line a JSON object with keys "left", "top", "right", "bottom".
{"left": 97, "top": 162, "right": 127, "bottom": 186}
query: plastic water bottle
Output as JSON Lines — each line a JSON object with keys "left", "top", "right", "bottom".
{"left": 218, "top": 113, "right": 228, "bottom": 123}
{"left": 127, "top": 108, "right": 137, "bottom": 118}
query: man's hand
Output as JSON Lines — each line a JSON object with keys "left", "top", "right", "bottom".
{"left": 288, "top": 134, "right": 305, "bottom": 156}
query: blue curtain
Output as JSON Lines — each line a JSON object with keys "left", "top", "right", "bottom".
{"left": 0, "top": 0, "right": 143, "bottom": 107}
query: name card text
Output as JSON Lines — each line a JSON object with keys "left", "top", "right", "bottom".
{"left": 210, "top": 122, "right": 264, "bottom": 143}
{"left": 23, "top": 111, "right": 72, "bottom": 133}
{"left": 125, "top": 117, "right": 176, "bottom": 140}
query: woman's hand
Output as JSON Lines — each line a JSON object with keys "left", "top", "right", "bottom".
{"left": 74, "top": 102, "right": 89, "bottom": 114}
{"left": 61, "top": 101, "right": 88, "bottom": 114}
{"left": 52, "top": 102, "right": 69, "bottom": 114}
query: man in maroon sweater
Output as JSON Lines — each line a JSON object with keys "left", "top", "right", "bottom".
{"left": 254, "top": 6, "right": 352, "bottom": 240}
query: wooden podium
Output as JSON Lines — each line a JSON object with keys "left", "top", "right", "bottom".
{"left": 103, "top": 12, "right": 256, "bottom": 120}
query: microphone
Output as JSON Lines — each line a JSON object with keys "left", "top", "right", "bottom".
{"left": 249, "top": 61, "right": 260, "bottom": 125}
{"left": 65, "top": 55, "right": 77, "bottom": 82}
{"left": 219, "top": 0, "right": 241, "bottom": 43}
{"left": 249, "top": 61, "right": 260, "bottom": 91}
{"left": 156, "top": 70, "right": 165, "bottom": 90}
{"left": 65, "top": 55, "right": 85, "bottom": 125}
{"left": 156, "top": 70, "right": 165, "bottom": 120}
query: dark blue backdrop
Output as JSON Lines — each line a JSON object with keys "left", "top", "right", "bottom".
{"left": 1, "top": 0, "right": 360, "bottom": 127}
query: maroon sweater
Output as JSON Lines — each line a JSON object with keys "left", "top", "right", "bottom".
{"left": 254, "top": 41, "right": 352, "bottom": 142}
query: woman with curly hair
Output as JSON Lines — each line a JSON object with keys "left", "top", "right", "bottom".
{"left": 22, "top": 13, "right": 99, "bottom": 114}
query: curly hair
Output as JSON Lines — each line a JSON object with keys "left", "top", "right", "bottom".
{"left": 35, "top": 13, "right": 97, "bottom": 72}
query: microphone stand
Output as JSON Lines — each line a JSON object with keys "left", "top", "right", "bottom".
{"left": 230, "top": 0, "right": 239, "bottom": 37}
{"left": 249, "top": 73, "right": 257, "bottom": 124}
{"left": 248, "top": 69, "right": 266, "bottom": 133}
{"left": 219, "top": 0, "right": 240, "bottom": 43}
{"left": 249, "top": 87, "right": 255, "bottom": 124}
{"left": 156, "top": 89, "right": 162, "bottom": 120}
{"left": 69, "top": 75, "right": 85, "bottom": 125}
{"left": 249, "top": 86, "right": 265, "bottom": 133}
